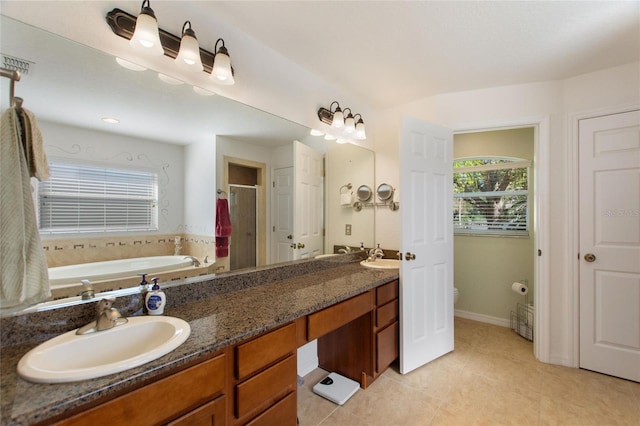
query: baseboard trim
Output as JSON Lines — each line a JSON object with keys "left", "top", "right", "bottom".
{"left": 454, "top": 309, "right": 510, "bottom": 328}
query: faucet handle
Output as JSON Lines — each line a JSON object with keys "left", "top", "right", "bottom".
{"left": 95, "top": 298, "right": 115, "bottom": 313}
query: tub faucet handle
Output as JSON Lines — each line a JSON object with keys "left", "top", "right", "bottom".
{"left": 79, "top": 279, "right": 94, "bottom": 300}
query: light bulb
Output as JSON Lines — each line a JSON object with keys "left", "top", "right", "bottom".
{"left": 332, "top": 108, "right": 344, "bottom": 128}
{"left": 176, "top": 22, "right": 203, "bottom": 72}
{"left": 129, "top": 1, "right": 164, "bottom": 56}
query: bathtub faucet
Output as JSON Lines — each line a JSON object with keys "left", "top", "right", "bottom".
{"left": 79, "top": 279, "right": 94, "bottom": 300}
{"left": 76, "top": 298, "right": 128, "bottom": 335}
{"left": 184, "top": 256, "right": 200, "bottom": 267}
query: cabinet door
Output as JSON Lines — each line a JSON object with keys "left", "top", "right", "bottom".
{"left": 245, "top": 392, "right": 297, "bottom": 426}
{"left": 167, "top": 395, "right": 226, "bottom": 426}
{"left": 377, "top": 322, "right": 399, "bottom": 373}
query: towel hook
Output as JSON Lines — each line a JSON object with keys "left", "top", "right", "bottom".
{"left": 217, "top": 189, "right": 228, "bottom": 198}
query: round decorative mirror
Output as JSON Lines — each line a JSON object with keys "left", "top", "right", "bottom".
{"left": 356, "top": 185, "right": 372, "bottom": 202}
{"left": 376, "top": 183, "right": 394, "bottom": 201}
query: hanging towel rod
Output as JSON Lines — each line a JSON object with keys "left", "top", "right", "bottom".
{"left": 1, "top": 67, "right": 22, "bottom": 110}
{"left": 217, "top": 189, "right": 228, "bottom": 198}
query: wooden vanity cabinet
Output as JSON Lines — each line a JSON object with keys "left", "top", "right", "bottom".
{"left": 52, "top": 352, "right": 227, "bottom": 426}
{"left": 317, "top": 279, "right": 399, "bottom": 388}
{"left": 230, "top": 322, "right": 298, "bottom": 426}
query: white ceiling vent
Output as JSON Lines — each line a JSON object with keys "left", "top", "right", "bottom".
{"left": 1, "top": 54, "right": 33, "bottom": 75}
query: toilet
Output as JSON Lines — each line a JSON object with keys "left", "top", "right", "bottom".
{"left": 453, "top": 287, "right": 459, "bottom": 306}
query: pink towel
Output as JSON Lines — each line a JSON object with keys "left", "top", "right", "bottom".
{"left": 215, "top": 199, "right": 231, "bottom": 257}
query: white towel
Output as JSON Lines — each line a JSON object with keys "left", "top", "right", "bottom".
{"left": 0, "top": 107, "right": 50, "bottom": 310}
{"left": 340, "top": 192, "right": 352, "bottom": 206}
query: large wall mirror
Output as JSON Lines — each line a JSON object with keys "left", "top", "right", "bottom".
{"left": 0, "top": 15, "right": 374, "bottom": 311}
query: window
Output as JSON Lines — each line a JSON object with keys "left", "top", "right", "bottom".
{"left": 453, "top": 157, "right": 530, "bottom": 236}
{"left": 38, "top": 162, "right": 158, "bottom": 234}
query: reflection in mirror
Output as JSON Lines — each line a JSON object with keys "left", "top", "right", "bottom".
{"left": 376, "top": 183, "right": 394, "bottom": 201}
{"left": 325, "top": 143, "right": 375, "bottom": 252}
{"left": 356, "top": 185, "right": 373, "bottom": 202}
{"left": 0, "top": 16, "right": 375, "bottom": 314}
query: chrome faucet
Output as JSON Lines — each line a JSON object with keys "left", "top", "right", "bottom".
{"left": 76, "top": 298, "right": 128, "bottom": 335}
{"left": 367, "top": 244, "right": 385, "bottom": 262}
{"left": 338, "top": 246, "right": 352, "bottom": 254}
{"left": 184, "top": 256, "right": 200, "bottom": 267}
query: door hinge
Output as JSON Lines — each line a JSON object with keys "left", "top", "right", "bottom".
{"left": 272, "top": 181, "right": 275, "bottom": 188}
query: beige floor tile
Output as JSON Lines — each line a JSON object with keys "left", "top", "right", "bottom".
{"left": 338, "top": 375, "right": 441, "bottom": 425}
{"left": 299, "top": 318, "right": 640, "bottom": 426}
{"left": 298, "top": 369, "right": 340, "bottom": 426}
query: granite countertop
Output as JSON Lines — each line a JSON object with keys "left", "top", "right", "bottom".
{"left": 0, "top": 262, "right": 398, "bottom": 426}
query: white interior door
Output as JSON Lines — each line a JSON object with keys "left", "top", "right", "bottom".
{"left": 579, "top": 110, "right": 640, "bottom": 382}
{"left": 399, "top": 116, "right": 454, "bottom": 374}
{"left": 273, "top": 167, "right": 294, "bottom": 264}
{"left": 293, "top": 140, "right": 324, "bottom": 260}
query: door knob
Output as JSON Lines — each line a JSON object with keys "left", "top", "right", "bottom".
{"left": 287, "top": 234, "right": 293, "bottom": 240}
{"left": 584, "top": 253, "right": 596, "bottom": 262}
{"left": 297, "top": 243, "right": 305, "bottom": 249}
{"left": 405, "top": 252, "right": 416, "bottom": 260}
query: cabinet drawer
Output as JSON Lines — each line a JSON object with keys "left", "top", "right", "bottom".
{"left": 235, "top": 355, "right": 296, "bottom": 419}
{"left": 246, "top": 391, "right": 297, "bottom": 426}
{"left": 376, "top": 280, "right": 398, "bottom": 306}
{"left": 236, "top": 323, "right": 296, "bottom": 380}
{"left": 167, "top": 395, "right": 225, "bottom": 426}
{"left": 54, "top": 353, "right": 226, "bottom": 426}
{"left": 377, "top": 321, "right": 399, "bottom": 372}
{"left": 307, "top": 291, "right": 373, "bottom": 341}
{"left": 376, "top": 300, "right": 398, "bottom": 328}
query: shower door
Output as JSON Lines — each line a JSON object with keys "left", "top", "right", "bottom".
{"left": 229, "top": 185, "right": 257, "bottom": 271}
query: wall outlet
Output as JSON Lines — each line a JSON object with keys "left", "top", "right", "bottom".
{"left": 345, "top": 224, "right": 352, "bottom": 235}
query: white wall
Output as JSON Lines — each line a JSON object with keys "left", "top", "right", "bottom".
{"left": 184, "top": 138, "right": 216, "bottom": 236}
{"left": 372, "top": 61, "right": 640, "bottom": 366}
{"left": 38, "top": 120, "right": 185, "bottom": 237}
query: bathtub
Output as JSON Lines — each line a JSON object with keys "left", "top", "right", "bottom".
{"left": 48, "top": 256, "right": 195, "bottom": 288}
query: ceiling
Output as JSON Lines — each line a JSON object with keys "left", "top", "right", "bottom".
{"left": 197, "top": 0, "right": 640, "bottom": 109}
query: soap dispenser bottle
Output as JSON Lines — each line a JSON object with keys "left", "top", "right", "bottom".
{"left": 145, "top": 277, "right": 166, "bottom": 315}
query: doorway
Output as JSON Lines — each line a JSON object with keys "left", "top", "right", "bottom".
{"left": 452, "top": 128, "right": 535, "bottom": 331}
{"left": 223, "top": 157, "right": 267, "bottom": 269}
{"left": 229, "top": 184, "right": 257, "bottom": 270}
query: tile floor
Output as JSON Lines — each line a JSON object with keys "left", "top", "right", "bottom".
{"left": 297, "top": 317, "right": 640, "bottom": 425}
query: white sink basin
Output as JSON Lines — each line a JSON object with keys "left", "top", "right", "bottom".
{"left": 17, "top": 316, "right": 191, "bottom": 383}
{"left": 360, "top": 259, "right": 400, "bottom": 269}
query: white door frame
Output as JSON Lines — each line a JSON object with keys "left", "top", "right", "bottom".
{"left": 569, "top": 103, "right": 640, "bottom": 368}
{"left": 453, "top": 117, "right": 551, "bottom": 363}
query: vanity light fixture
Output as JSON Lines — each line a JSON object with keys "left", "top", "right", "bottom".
{"left": 354, "top": 114, "right": 366, "bottom": 140}
{"left": 210, "top": 38, "right": 235, "bottom": 85}
{"left": 317, "top": 101, "right": 367, "bottom": 140}
{"left": 175, "top": 21, "right": 203, "bottom": 72}
{"left": 106, "top": 6, "right": 235, "bottom": 85}
{"left": 343, "top": 108, "right": 355, "bottom": 134}
{"left": 128, "top": 0, "right": 164, "bottom": 56}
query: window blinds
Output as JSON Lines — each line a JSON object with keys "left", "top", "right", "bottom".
{"left": 38, "top": 162, "right": 158, "bottom": 234}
